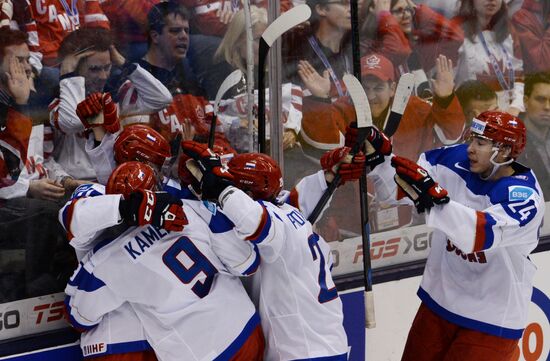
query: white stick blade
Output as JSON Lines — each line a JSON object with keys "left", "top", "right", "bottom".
{"left": 185, "top": 159, "right": 203, "bottom": 182}
{"left": 214, "top": 69, "right": 244, "bottom": 114}
{"left": 343, "top": 74, "right": 372, "bottom": 128}
{"left": 391, "top": 73, "right": 414, "bottom": 115}
{"left": 261, "top": 4, "right": 311, "bottom": 46}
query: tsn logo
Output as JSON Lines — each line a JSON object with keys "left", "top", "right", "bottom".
{"left": 330, "top": 232, "right": 433, "bottom": 267}
{"left": 34, "top": 301, "right": 65, "bottom": 324}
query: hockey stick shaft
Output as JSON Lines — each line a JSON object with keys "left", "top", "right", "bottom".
{"left": 350, "top": 0, "right": 376, "bottom": 329}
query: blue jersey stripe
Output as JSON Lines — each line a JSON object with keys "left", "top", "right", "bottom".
{"left": 418, "top": 287, "right": 524, "bottom": 339}
{"left": 213, "top": 313, "right": 261, "bottom": 361}
{"left": 292, "top": 353, "right": 348, "bottom": 361}
{"left": 242, "top": 244, "right": 261, "bottom": 276}
{"left": 67, "top": 263, "right": 106, "bottom": 292}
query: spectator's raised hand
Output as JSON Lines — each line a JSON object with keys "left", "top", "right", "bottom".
{"left": 216, "top": 7, "right": 235, "bottom": 25}
{"left": 373, "top": 0, "right": 391, "bottom": 15}
{"left": 297, "top": 60, "right": 331, "bottom": 98}
{"left": 27, "top": 179, "right": 65, "bottom": 201}
{"left": 60, "top": 49, "right": 96, "bottom": 76}
{"left": 6, "top": 55, "right": 31, "bottom": 105}
{"left": 431, "top": 54, "right": 454, "bottom": 99}
{"left": 109, "top": 45, "right": 126, "bottom": 67}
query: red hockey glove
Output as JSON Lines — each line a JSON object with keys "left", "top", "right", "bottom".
{"left": 320, "top": 146, "right": 366, "bottom": 185}
{"left": 391, "top": 156, "right": 449, "bottom": 213}
{"left": 101, "top": 93, "right": 120, "bottom": 133}
{"left": 76, "top": 92, "right": 103, "bottom": 128}
{"left": 120, "top": 190, "right": 188, "bottom": 232}
{"left": 180, "top": 140, "right": 234, "bottom": 202}
{"left": 345, "top": 123, "right": 392, "bottom": 170}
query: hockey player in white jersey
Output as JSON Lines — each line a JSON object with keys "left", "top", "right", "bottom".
{"left": 64, "top": 161, "right": 265, "bottom": 361}
{"left": 374, "top": 111, "right": 545, "bottom": 361}
{"left": 181, "top": 141, "right": 354, "bottom": 361}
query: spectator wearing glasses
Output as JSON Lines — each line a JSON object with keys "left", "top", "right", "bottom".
{"left": 453, "top": 0, "right": 524, "bottom": 116}
{"left": 511, "top": 0, "right": 550, "bottom": 75}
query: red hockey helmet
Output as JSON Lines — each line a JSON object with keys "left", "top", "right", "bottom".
{"left": 114, "top": 124, "right": 171, "bottom": 168}
{"left": 106, "top": 161, "right": 159, "bottom": 198}
{"left": 469, "top": 111, "right": 526, "bottom": 159}
{"left": 228, "top": 153, "right": 283, "bottom": 201}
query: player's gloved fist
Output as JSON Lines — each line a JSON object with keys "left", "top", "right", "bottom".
{"left": 321, "top": 146, "right": 366, "bottom": 185}
{"left": 76, "top": 92, "right": 103, "bottom": 128}
{"left": 365, "top": 126, "right": 392, "bottom": 170}
{"left": 120, "top": 190, "right": 188, "bottom": 232}
{"left": 101, "top": 93, "right": 120, "bottom": 133}
{"left": 391, "top": 156, "right": 449, "bottom": 213}
{"left": 345, "top": 123, "right": 392, "bottom": 170}
{"left": 181, "top": 140, "right": 235, "bottom": 201}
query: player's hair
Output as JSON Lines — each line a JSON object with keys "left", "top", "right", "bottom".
{"left": 214, "top": 6, "right": 267, "bottom": 71}
{"left": 525, "top": 72, "right": 550, "bottom": 98}
{"left": 455, "top": 80, "right": 497, "bottom": 109}
{"left": 58, "top": 28, "right": 113, "bottom": 60}
{"left": 458, "top": 0, "right": 509, "bottom": 43}
{"left": 147, "top": 2, "right": 190, "bottom": 40}
{"left": 0, "top": 28, "right": 28, "bottom": 62}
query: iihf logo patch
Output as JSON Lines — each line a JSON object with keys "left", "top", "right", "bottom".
{"left": 203, "top": 200, "right": 217, "bottom": 215}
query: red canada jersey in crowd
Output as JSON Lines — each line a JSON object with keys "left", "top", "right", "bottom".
{"left": 28, "top": 0, "right": 109, "bottom": 65}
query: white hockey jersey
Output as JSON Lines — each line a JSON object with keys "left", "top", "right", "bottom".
{"left": 61, "top": 182, "right": 260, "bottom": 358}
{"left": 47, "top": 64, "right": 172, "bottom": 180}
{"left": 64, "top": 206, "right": 260, "bottom": 361}
{"left": 219, "top": 187, "right": 349, "bottom": 361}
{"left": 373, "top": 144, "right": 545, "bottom": 339}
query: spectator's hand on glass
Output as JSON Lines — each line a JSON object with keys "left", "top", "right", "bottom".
{"left": 283, "top": 129, "right": 298, "bottom": 150}
{"left": 27, "top": 179, "right": 65, "bottom": 201}
{"left": 60, "top": 49, "right": 96, "bottom": 76}
{"left": 373, "top": 0, "right": 391, "bottom": 15}
{"left": 6, "top": 55, "right": 31, "bottom": 105}
{"left": 297, "top": 60, "right": 331, "bottom": 98}
{"left": 216, "top": 8, "right": 235, "bottom": 25}
{"left": 109, "top": 45, "right": 126, "bottom": 67}
{"left": 431, "top": 55, "right": 454, "bottom": 99}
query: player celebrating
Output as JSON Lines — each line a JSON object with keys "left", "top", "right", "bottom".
{"left": 64, "top": 161, "right": 264, "bottom": 361}
{"left": 181, "top": 142, "right": 357, "bottom": 361}
{"left": 377, "top": 111, "right": 545, "bottom": 361}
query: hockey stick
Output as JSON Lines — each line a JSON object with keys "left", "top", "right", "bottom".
{"left": 306, "top": 74, "right": 375, "bottom": 328}
{"left": 208, "top": 69, "right": 244, "bottom": 148}
{"left": 383, "top": 73, "right": 414, "bottom": 137}
{"left": 257, "top": 4, "right": 311, "bottom": 153}
{"left": 307, "top": 74, "right": 372, "bottom": 223}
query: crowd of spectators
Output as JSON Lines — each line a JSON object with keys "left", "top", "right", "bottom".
{"left": 0, "top": 0, "right": 549, "bottom": 302}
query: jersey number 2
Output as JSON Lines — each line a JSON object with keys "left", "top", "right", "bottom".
{"left": 308, "top": 233, "right": 338, "bottom": 303}
{"left": 163, "top": 236, "right": 217, "bottom": 298}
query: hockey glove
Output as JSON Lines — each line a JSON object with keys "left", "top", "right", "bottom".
{"left": 101, "top": 93, "right": 120, "bottom": 133}
{"left": 320, "top": 146, "right": 366, "bottom": 185}
{"left": 391, "top": 156, "right": 449, "bottom": 213}
{"left": 76, "top": 92, "right": 103, "bottom": 128}
{"left": 120, "top": 190, "right": 188, "bottom": 232}
{"left": 345, "top": 123, "right": 392, "bottom": 170}
{"left": 180, "top": 140, "right": 235, "bottom": 202}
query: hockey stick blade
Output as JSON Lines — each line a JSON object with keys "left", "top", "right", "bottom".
{"left": 209, "top": 69, "right": 244, "bottom": 148}
{"left": 261, "top": 5, "right": 311, "bottom": 47}
{"left": 343, "top": 74, "right": 372, "bottom": 129}
{"left": 185, "top": 159, "right": 203, "bottom": 182}
{"left": 384, "top": 73, "right": 414, "bottom": 137}
{"left": 308, "top": 74, "right": 370, "bottom": 224}
{"left": 258, "top": 5, "right": 311, "bottom": 153}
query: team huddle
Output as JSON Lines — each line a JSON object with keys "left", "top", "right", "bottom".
{"left": 60, "top": 106, "right": 544, "bottom": 361}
